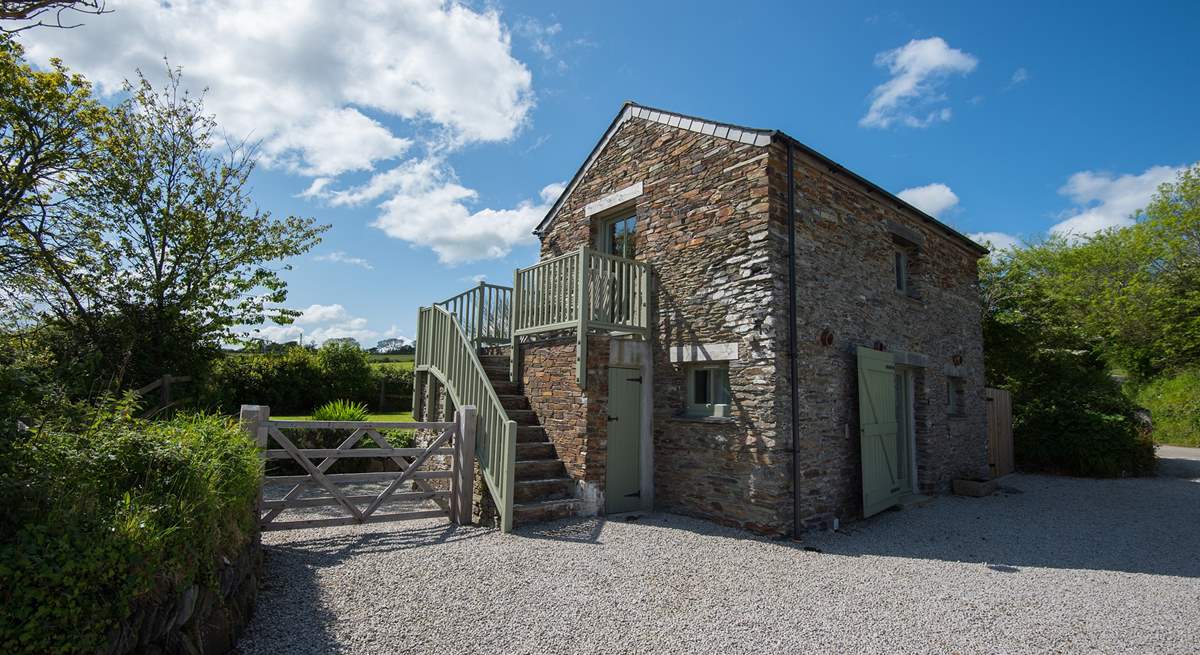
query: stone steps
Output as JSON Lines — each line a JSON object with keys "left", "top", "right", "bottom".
{"left": 515, "top": 458, "right": 565, "bottom": 480}
{"left": 505, "top": 409, "right": 540, "bottom": 425}
{"left": 514, "top": 478, "right": 573, "bottom": 503}
{"left": 475, "top": 346, "right": 579, "bottom": 527}
{"left": 516, "top": 425, "right": 549, "bottom": 443}
{"left": 513, "top": 498, "right": 583, "bottom": 525}
{"left": 497, "top": 394, "right": 530, "bottom": 411}
{"left": 516, "top": 442, "right": 556, "bottom": 460}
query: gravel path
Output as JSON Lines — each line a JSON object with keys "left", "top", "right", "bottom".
{"left": 237, "top": 474, "right": 1200, "bottom": 654}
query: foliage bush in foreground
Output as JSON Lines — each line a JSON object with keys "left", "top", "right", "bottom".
{"left": 1134, "top": 370, "right": 1200, "bottom": 447}
{"left": 0, "top": 399, "right": 261, "bottom": 654}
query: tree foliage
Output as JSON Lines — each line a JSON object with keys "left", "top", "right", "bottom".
{"left": 2, "top": 49, "right": 327, "bottom": 390}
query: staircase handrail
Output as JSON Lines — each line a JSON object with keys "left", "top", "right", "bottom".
{"left": 414, "top": 304, "right": 517, "bottom": 532}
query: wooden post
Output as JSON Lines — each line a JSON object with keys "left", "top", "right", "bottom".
{"left": 240, "top": 404, "right": 270, "bottom": 534}
{"left": 576, "top": 246, "right": 590, "bottom": 389}
{"left": 510, "top": 268, "right": 521, "bottom": 383}
{"left": 475, "top": 280, "right": 486, "bottom": 351}
{"left": 451, "top": 406, "right": 477, "bottom": 525}
{"left": 161, "top": 374, "right": 171, "bottom": 410}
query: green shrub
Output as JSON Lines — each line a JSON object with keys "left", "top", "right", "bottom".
{"left": 0, "top": 400, "right": 261, "bottom": 654}
{"left": 1135, "top": 370, "right": 1200, "bottom": 447}
{"left": 1006, "top": 349, "right": 1155, "bottom": 477}
{"left": 312, "top": 399, "right": 370, "bottom": 422}
{"left": 200, "top": 344, "right": 412, "bottom": 415}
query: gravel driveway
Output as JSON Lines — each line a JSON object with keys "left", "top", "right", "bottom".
{"left": 237, "top": 473, "right": 1200, "bottom": 654}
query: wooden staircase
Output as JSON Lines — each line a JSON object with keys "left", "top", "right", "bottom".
{"left": 479, "top": 352, "right": 582, "bottom": 525}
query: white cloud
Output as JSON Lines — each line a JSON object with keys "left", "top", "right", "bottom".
{"left": 968, "top": 231, "right": 1020, "bottom": 252}
{"left": 370, "top": 177, "right": 566, "bottom": 264}
{"left": 314, "top": 251, "right": 374, "bottom": 270}
{"left": 860, "top": 37, "right": 978, "bottom": 129}
{"left": 19, "top": 0, "right": 535, "bottom": 176}
{"left": 1007, "top": 67, "right": 1029, "bottom": 89}
{"left": 293, "top": 303, "right": 348, "bottom": 325}
{"left": 257, "top": 303, "right": 406, "bottom": 346}
{"left": 1050, "top": 164, "right": 1187, "bottom": 237}
{"left": 897, "top": 183, "right": 959, "bottom": 218}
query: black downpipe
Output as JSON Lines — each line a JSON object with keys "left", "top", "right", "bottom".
{"left": 786, "top": 143, "right": 802, "bottom": 538}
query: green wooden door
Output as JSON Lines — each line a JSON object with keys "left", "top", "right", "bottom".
{"left": 857, "top": 347, "right": 905, "bottom": 517}
{"left": 606, "top": 366, "right": 642, "bottom": 514}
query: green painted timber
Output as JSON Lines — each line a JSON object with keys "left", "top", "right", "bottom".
{"left": 413, "top": 305, "right": 517, "bottom": 532}
{"left": 856, "top": 346, "right": 904, "bottom": 518}
{"left": 606, "top": 366, "right": 642, "bottom": 514}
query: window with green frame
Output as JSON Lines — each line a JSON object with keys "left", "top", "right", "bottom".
{"left": 686, "top": 364, "right": 731, "bottom": 417}
{"left": 598, "top": 213, "right": 637, "bottom": 259}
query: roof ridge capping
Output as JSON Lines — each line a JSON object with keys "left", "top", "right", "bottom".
{"left": 535, "top": 101, "right": 987, "bottom": 256}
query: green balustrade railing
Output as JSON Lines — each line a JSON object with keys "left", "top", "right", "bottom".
{"left": 513, "top": 246, "right": 651, "bottom": 387}
{"left": 414, "top": 305, "right": 517, "bottom": 532}
{"left": 435, "top": 281, "right": 513, "bottom": 350}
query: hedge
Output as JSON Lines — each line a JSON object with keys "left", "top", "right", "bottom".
{"left": 0, "top": 400, "right": 261, "bottom": 654}
{"left": 1134, "top": 369, "right": 1200, "bottom": 447}
{"left": 200, "top": 341, "right": 413, "bottom": 415}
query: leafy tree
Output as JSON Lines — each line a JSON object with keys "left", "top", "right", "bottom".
{"left": 10, "top": 63, "right": 328, "bottom": 389}
{"left": 981, "top": 243, "right": 1154, "bottom": 476}
{"left": 1026, "top": 165, "right": 1200, "bottom": 379}
{"left": 0, "top": 35, "right": 106, "bottom": 284}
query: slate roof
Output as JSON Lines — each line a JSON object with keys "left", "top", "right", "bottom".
{"left": 534, "top": 101, "right": 987, "bottom": 256}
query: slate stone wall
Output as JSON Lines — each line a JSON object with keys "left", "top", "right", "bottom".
{"left": 520, "top": 334, "right": 611, "bottom": 486}
{"left": 767, "top": 140, "right": 989, "bottom": 527}
{"left": 532, "top": 116, "right": 988, "bottom": 533}
{"left": 538, "top": 117, "right": 789, "bottom": 531}
{"left": 103, "top": 525, "right": 260, "bottom": 654}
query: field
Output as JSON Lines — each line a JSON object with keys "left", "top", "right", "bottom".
{"left": 368, "top": 353, "right": 414, "bottom": 365}
{"left": 271, "top": 411, "right": 415, "bottom": 422}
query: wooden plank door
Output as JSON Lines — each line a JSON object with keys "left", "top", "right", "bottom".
{"left": 986, "top": 387, "right": 1014, "bottom": 477}
{"left": 857, "top": 347, "right": 905, "bottom": 517}
{"left": 606, "top": 366, "right": 642, "bottom": 514}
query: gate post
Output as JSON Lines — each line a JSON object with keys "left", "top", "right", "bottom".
{"left": 240, "top": 404, "right": 270, "bottom": 537}
{"left": 451, "top": 406, "right": 477, "bottom": 526}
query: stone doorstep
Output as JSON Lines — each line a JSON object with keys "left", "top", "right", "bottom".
{"left": 513, "top": 498, "right": 583, "bottom": 524}
{"left": 951, "top": 478, "right": 998, "bottom": 497}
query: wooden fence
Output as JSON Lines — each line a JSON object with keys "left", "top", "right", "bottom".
{"left": 241, "top": 404, "right": 476, "bottom": 532}
{"left": 986, "top": 387, "right": 1014, "bottom": 477}
{"left": 135, "top": 374, "right": 191, "bottom": 418}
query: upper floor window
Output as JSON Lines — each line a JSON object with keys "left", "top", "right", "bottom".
{"left": 599, "top": 214, "right": 637, "bottom": 259}
{"left": 895, "top": 250, "right": 909, "bottom": 293}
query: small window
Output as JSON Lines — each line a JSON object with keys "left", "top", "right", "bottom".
{"left": 686, "top": 364, "right": 731, "bottom": 417}
{"left": 947, "top": 377, "right": 966, "bottom": 417}
{"left": 895, "top": 250, "right": 909, "bottom": 293}
{"left": 599, "top": 213, "right": 637, "bottom": 259}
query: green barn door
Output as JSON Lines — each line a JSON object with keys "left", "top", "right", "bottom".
{"left": 606, "top": 366, "right": 642, "bottom": 514}
{"left": 856, "top": 347, "right": 905, "bottom": 517}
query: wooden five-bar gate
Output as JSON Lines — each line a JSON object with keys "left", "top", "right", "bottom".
{"left": 241, "top": 404, "right": 476, "bottom": 531}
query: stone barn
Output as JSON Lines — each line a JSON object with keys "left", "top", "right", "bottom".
{"left": 413, "top": 102, "right": 990, "bottom": 535}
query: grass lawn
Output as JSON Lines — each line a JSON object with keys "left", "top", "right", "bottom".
{"left": 271, "top": 411, "right": 415, "bottom": 422}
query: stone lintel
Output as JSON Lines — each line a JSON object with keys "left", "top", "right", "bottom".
{"left": 585, "top": 181, "right": 643, "bottom": 217}
{"left": 670, "top": 342, "right": 739, "bottom": 364}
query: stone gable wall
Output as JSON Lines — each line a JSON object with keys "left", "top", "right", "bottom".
{"left": 520, "top": 334, "right": 610, "bottom": 486}
{"left": 539, "top": 117, "right": 790, "bottom": 531}
{"left": 767, "top": 140, "right": 989, "bottom": 526}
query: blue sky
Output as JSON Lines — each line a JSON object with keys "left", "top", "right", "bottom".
{"left": 16, "top": 1, "right": 1200, "bottom": 346}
